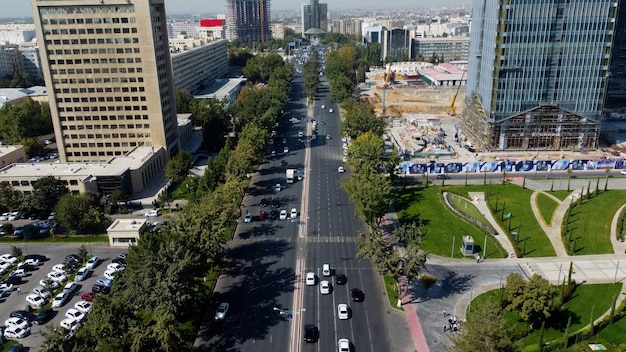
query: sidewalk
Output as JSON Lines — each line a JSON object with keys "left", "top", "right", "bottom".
{"left": 467, "top": 192, "right": 517, "bottom": 258}
{"left": 529, "top": 190, "right": 575, "bottom": 258}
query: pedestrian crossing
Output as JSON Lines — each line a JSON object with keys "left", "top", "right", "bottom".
{"left": 305, "top": 236, "right": 356, "bottom": 243}
{"left": 237, "top": 235, "right": 356, "bottom": 244}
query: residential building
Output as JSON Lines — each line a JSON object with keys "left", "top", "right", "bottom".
{"left": 330, "top": 19, "right": 362, "bottom": 37}
{"left": 17, "top": 43, "right": 44, "bottom": 82}
{"left": 226, "top": 0, "right": 272, "bottom": 43}
{"left": 271, "top": 22, "right": 285, "bottom": 39}
{"left": 301, "top": 0, "right": 327, "bottom": 34}
{"left": 31, "top": 0, "right": 180, "bottom": 162}
{"left": 381, "top": 28, "right": 411, "bottom": 63}
{"left": 170, "top": 39, "right": 228, "bottom": 94}
{"left": 411, "top": 37, "right": 470, "bottom": 62}
{"left": 606, "top": 0, "right": 626, "bottom": 108}
{"left": 198, "top": 19, "right": 225, "bottom": 41}
{"left": 362, "top": 23, "right": 383, "bottom": 44}
{"left": 462, "top": 0, "right": 616, "bottom": 151}
{"left": 167, "top": 20, "right": 199, "bottom": 39}
{"left": 0, "top": 24, "right": 36, "bottom": 44}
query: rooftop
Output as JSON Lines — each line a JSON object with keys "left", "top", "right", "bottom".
{"left": 194, "top": 76, "right": 246, "bottom": 101}
{"left": 0, "top": 145, "right": 23, "bottom": 157}
{"left": 107, "top": 218, "right": 148, "bottom": 232}
{"left": 419, "top": 63, "right": 466, "bottom": 82}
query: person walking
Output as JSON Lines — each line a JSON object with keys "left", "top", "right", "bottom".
{"left": 16, "top": 287, "right": 21, "bottom": 295}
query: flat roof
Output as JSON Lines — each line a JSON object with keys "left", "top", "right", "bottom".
{"left": 194, "top": 76, "right": 246, "bottom": 100}
{"left": 419, "top": 63, "right": 466, "bottom": 82}
{"left": 0, "top": 145, "right": 22, "bottom": 157}
{"left": 107, "top": 218, "right": 147, "bottom": 232}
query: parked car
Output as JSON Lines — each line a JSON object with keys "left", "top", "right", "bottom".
{"left": 64, "top": 254, "right": 83, "bottom": 264}
{"left": 7, "top": 343, "right": 25, "bottom": 352}
{"left": 104, "top": 269, "right": 117, "bottom": 280}
{"left": 47, "top": 271, "right": 68, "bottom": 283}
{"left": 4, "top": 275, "right": 22, "bottom": 284}
{"left": 9, "top": 269, "right": 27, "bottom": 278}
{"left": 74, "top": 300, "right": 93, "bottom": 314}
{"left": 33, "top": 285, "right": 52, "bottom": 299}
{"left": 59, "top": 317, "right": 80, "bottom": 331}
{"left": 52, "top": 291, "right": 69, "bottom": 308}
{"left": 244, "top": 212, "right": 252, "bottom": 223}
{"left": 0, "top": 254, "right": 18, "bottom": 264}
{"left": 9, "top": 310, "right": 35, "bottom": 322}
{"left": 279, "top": 209, "right": 288, "bottom": 220}
{"left": 0, "top": 213, "right": 9, "bottom": 221}
{"left": 85, "top": 256, "right": 100, "bottom": 269}
{"left": 5, "top": 317, "right": 30, "bottom": 330}
{"left": 63, "top": 282, "right": 78, "bottom": 294}
{"left": 52, "top": 264, "right": 68, "bottom": 274}
{"left": 81, "top": 292, "right": 94, "bottom": 302}
{"left": 34, "top": 308, "right": 54, "bottom": 325}
{"left": 25, "top": 254, "right": 47, "bottom": 262}
{"left": 19, "top": 258, "right": 40, "bottom": 267}
{"left": 436, "top": 174, "right": 451, "bottom": 180}
{"left": 3, "top": 326, "right": 30, "bottom": 339}
{"left": 290, "top": 208, "right": 298, "bottom": 219}
{"left": 26, "top": 294, "right": 46, "bottom": 308}
{"left": 107, "top": 263, "right": 125, "bottom": 272}
{"left": 65, "top": 308, "right": 86, "bottom": 323}
{"left": 214, "top": 302, "right": 229, "bottom": 320}
{"left": 92, "top": 284, "right": 110, "bottom": 294}
{"left": 74, "top": 267, "right": 90, "bottom": 281}
{"left": 144, "top": 209, "right": 159, "bottom": 217}
{"left": 8, "top": 212, "right": 21, "bottom": 221}
{"left": 40, "top": 279, "right": 60, "bottom": 290}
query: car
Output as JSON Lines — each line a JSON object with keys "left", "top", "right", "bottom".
{"left": 329, "top": 108, "right": 334, "bottom": 113}
{"left": 341, "top": 137, "right": 348, "bottom": 143}
{"left": 116, "top": 253, "right": 127, "bottom": 260}
{"left": 26, "top": 293, "right": 47, "bottom": 307}
{"left": 280, "top": 160, "right": 288, "bottom": 167}
{"left": 321, "top": 104, "right": 325, "bottom": 109}
{"left": 47, "top": 271, "right": 68, "bottom": 282}
{"left": 104, "top": 269, "right": 117, "bottom": 280}
{"left": 337, "top": 304, "right": 349, "bottom": 319}
{"left": 282, "top": 138, "right": 287, "bottom": 144}
{"left": 342, "top": 156, "right": 347, "bottom": 163}
{"left": 303, "top": 324, "right": 318, "bottom": 343}
{"left": 290, "top": 208, "right": 298, "bottom": 219}
{"left": 436, "top": 174, "right": 451, "bottom": 180}
{"left": 92, "top": 284, "right": 111, "bottom": 294}
{"left": 10, "top": 269, "right": 27, "bottom": 277}
{"left": 34, "top": 308, "right": 54, "bottom": 325}
{"left": 144, "top": 209, "right": 159, "bottom": 217}
{"left": 244, "top": 212, "right": 252, "bottom": 223}
{"left": 60, "top": 317, "right": 80, "bottom": 331}
{"left": 260, "top": 198, "right": 269, "bottom": 207}
{"left": 8, "top": 212, "right": 21, "bottom": 221}
{"left": 112, "top": 257, "right": 126, "bottom": 266}
{"left": 335, "top": 273, "right": 347, "bottom": 285}
{"left": 305, "top": 272, "right": 316, "bottom": 286}
{"left": 107, "top": 263, "right": 125, "bottom": 272}
{"left": 10, "top": 310, "right": 35, "bottom": 322}
{"left": 319, "top": 280, "right": 331, "bottom": 295}
{"left": 298, "top": 132, "right": 304, "bottom": 138}
{"left": 283, "top": 146, "right": 289, "bottom": 153}
{"left": 258, "top": 211, "right": 266, "bottom": 220}
{"left": 33, "top": 285, "right": 52, "bottom": 299}
{"left": 81, "top": 292, "right": 95, "bottom": 302}
{"left": 19, "top": 258, "right": 40, "bottom": 267}
{"left": 322, "top": 263, "right": 331, "bottom": 276}
{"left": 12, "top": 227, "right": 24, "bottom": 238}
{"left": 40, "top": 279, "right": 60, "bottom": 290}
{"left": 338, "top": 339, "right": 350, "bottom": 352}
{"left": 25, "top": 254, "right": 47, "bottom": 262}
{"left": 7, "top": 343, "right": 25, "bottom": 352}
{"left": 4, "top": 275, "right": 22, "bottom": 284}
{"left": 326, "top": 135, "right": 331, "bottom": 140}
{"left": 86, "top": 256, "right": 100, "bottom": 269}
{"left": 0, "top": 283, "right": 14, "bottom": 291}
{"left": 74, "top": 300, "right": 93, "bottom": 314}
{"left": 65, "top": 308, "right": 86, "bottom": 322}
{"left": 621, "top": 169, "right": 626, "bottom": 175}
{"left": 0, "top": 254, "right": 18, "bottom": 264}
{"left": 64, "top": 281, "right": 78, "bottom": 294}
{"left": 52, "top": 263, "right": 68, "bottom": 274}
{"left": 5, "top": 317, "right": 29, "bottom": 330}
{"left": 279, "top": 209, "right": 288, "bottom": 220}
{"left": 275, "top": 183, "right": 281, "bottom": 192}
{"left": 338, "top": 166, "right": 345, "bottom": 173}
{"left": 52, "top": 291, "right": 69, "bottom": 308}
{"left": 0, "top": 212, "right": 9, "bottom": 221}
{"left": 95, "top": 277, "right": 113, "bottom": 287}
{"left": 215, "top": 302, "right": 229, "bottom": 320}
{"left": 351, "top": 288, "right": 365, "bottom": 302}
{"left": 75, "top": 267, "right": 90, "bottom": 281}
{"left": 4, "top": 325, "right": 30, "bottom": 339}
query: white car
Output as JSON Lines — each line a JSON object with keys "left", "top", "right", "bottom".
{"left": 342, "top": 156, "right": 347, "bottom": 163}
{"left": 86, "top": 256, "right": 100, "bottom": 269}
{"left": 284, "top": 146, "right": 289, "bottom": 153}
{"left": 244, "top": 212, "right": 252, "bottom": 223}
{"left": 104, "top": 269, "right": 117, "bottom": 280}
{"left": 33, "top": 285, "right": 52, "bottom": 299}
{"left": 10, "top": 268, "right": 27, "bottom": 277}
{"left": 329, "top": 108, "right": 334, "bottom": 113}
{"left": 298, "top": 132, "right": 304, "bottom": 138}
{"left": 341, "top": 137, "right": 348, "bottom": 143}
{"left": 65, "top": 308, "right": 86, "bottom": 322}
{"left": 305, "top": 272, "right": 316, "bottom": 286}
{"left": 0, "top": 254, "right": 18, "bottom": 264}
{"left": 26, "top": 293, "right": 46, "bottom": 308}
{"left": 75, "top": 267, "right": 90, "bottom": 281}
{"left": 52, "top": 291, "right": 69, "bottom": 308}
{"left": 322, "top": 263, "right": 331, "bottom": 276}
{"left": 52, "top": 263, "right": 67, "bottom": 274}
{"left": 4, "top": 325, "right": 30, "bottom": 339}
{"left": 621, "top": 169, "right": 626, "bottom": 175}
{"left": 275, "top": 184, "right": 281, "bottom": 192}
{"left": 144, "top": 209, "right": 159, "bottom": 217}
{"left": 8, "top": 211, "right": 21, "bottom": 221}
{"left": 290, "top": 208, "right": 298, "bottom": 219}
{"left": 60, "top": 317, "right": 80, "bottom": 331}
{"left": 215, "top": 302, "right": 229, "bottom": 320}
{"left": 64, "top": 281, "right": 78, "bottom": 294}
{"left": 74, "top": 300, "right": 93, "bottom": 314}
{"left": 40, "top": 279, "right": 60, "bottom": 290}
{"left": 320, "top": 280, "right": 331, "bottom": 295}
{"left": 107, "top": 262, "right": 125, "bottom": 272}
{"left": 0, "top": 283, "right": 14, "bottom": 292}
{"left": 5, "top": 317, "right": 30, "bottom": 330}
{"left": 338, "top": 338, "right": 350, "bottom": 352}
{"left": 321, "top": 104, "right": 326, "bottom": 109}
{"left": 279, "top": 210, "right": 288, "bottom": 220}
{"left": 338, "top": 166, "right": 345, "bottom": 173}
{"left": 47, "top": 271, "right": 68, "bottom": 283}
{"left": 20, "top": 258, "right": 40, "bottom": 267}
{"left": 337, "top": 304, "right": 349, "bottom": 319}
{"left": 0, "top": 212, "right": 9, "bottom": 221}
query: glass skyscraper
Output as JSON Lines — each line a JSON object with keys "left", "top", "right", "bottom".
{"left": 463, "top": 0, "right": 619, "bottom": 151}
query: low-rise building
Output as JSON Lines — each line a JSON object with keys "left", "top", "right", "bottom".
{"left": 170, "top": 39, "right": 228, "bottom": 94}
{"left": 106, "top": 218, "right": 148, "bottom": 247}
{"left": 0, "top": 145, "right": 26, "bottom": 169}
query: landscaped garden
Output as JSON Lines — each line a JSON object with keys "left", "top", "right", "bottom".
{"left": 536, "top": 192, "right": 559, "bottom": 226}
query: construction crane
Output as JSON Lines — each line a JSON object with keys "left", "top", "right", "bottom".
{"left": 446, "top": 70, "right": 466, "bottom": 116}
{"left": 381, "top": 64, "right": 395, "bottom": 117}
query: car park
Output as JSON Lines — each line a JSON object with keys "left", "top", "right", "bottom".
{"left": 303, "top": 324, "right": 318, "bottom": 343}
{"left": 337, "top": 304, "right": 349, "bottom": 319}
{"left": 65, "top": 308, "right": 86, "bottom": 322}
{"left": 290, "top": 208, "right": 298, "bottom": 219}
{"left": 319, "top": 280, "right": 331, "bottom": 295}
{"left": 52, "top": 291, "right": 69, "bottom": 308}
{"left": 351, "top": 288, "right": 364, "bottom": 302}
{"left": 335, "top": 273, "right": 347, "bottom": 285}
{"left": 322, "top": 263, "right": 331, "bottom": 276}
{"left": 4, "top": 326, "right": 30, "bottom": 339}
{"left": 279, "top": 210, "right": 288, "bottom": 220}
{"left": 33, "top": 285, "right": 52, "bottom": 299}
{"left": 215, "top": 302, "right": 229, "bottom": 320}
{"left": 26, "top": 294, "right": 46, "bottom": 307}
{"left": 34, "top": 308, "right": 54, "bottom": 325}
{"left": 337, "top": 338, "right": 350, "bottom": 352}
{"left": 305, "top": 272, "right": 316, "bottom": 286}
{"left": 86, "top": 256, "right": 100, "bottom": 269}
{"left": 75, "top": 300, "right": 93, "bottom": 314}
{"left": 74, "top": 267, "right": 90, "bottom": 281}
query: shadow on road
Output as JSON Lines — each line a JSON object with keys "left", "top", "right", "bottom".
{"left": 410, "top": 265, "right": 475, "bottom": 303}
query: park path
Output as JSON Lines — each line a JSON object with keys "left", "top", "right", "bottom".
{"left": 529, "top": 190, "right": 576, "bottom": 258}
{"left": 610, "top": 203, "right": 626, "bottom": 254}
{"left": 467, "top": 192, "right": 517, "bottom": 258}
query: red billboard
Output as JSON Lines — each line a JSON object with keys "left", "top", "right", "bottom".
{"left": 200, "top": 19, "right": 224, "bottom": 27}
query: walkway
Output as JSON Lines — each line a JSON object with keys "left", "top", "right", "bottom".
{"left": 529, "top": 190, "right": 576, "bottom": 258}
{"left": 467, "top": 192, "right": 517, "bottom": 258}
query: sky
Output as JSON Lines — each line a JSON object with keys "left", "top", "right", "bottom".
{"left": 1, "top": 0, "right": 467, "bottom": 18}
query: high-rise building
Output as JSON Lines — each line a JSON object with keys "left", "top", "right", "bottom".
{"left": 331, "top": 19, "right": 362, "bottom": 37}
{"left": 31, "top": 0, "right": 179, "bottom": 162}
{"left": 226, "top": 0, "right": 272, "bottom": 43}
{"left": 301, "top": 0, "right": 327, "bottom": 34}
{"left": 462, "top": 0, "right": 617, "bottom": 151}
{"left": 381, "top": 28, "right": 411, "bottom": 63}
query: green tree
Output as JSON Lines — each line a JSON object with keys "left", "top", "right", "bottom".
{"left": 507, "top": 274, "right": 556, "bottom": 324}
{"left": 446, "top": 299, "right": 521, "bottom": 352}
{"left": 55, "top": 193, "right": 108, "bottom": 234}
{"left": 21, "top": 137, "right": 44, "bottom": 158}
{"left": 339, "top": 100, "right": 386, "bottom": 138}
{"left": 164, "top": 150, "right": 193, "bottom": 184}
{"left": 173, "top": 86, "right": 195, "bottom": 114}
{"left": 78, "top": 244, "right": 88, "bottom": 261}
{"left": 342, "top": 165, "right": 392, "bottom": 227}
{"left": 347, "top": 132, "right": 385, "bottom": 172}
{"left": 0, "top": 182, "right": 22, "bottom": 212}
{"left": 31, "top": 176, "right": 69, "bottom": 215}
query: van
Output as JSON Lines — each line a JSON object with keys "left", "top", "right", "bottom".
{"left": 322, "top": 264, "right": 331, "bottom": 277}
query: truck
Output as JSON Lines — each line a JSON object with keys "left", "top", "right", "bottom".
{"left": 286, "top": 169, "right": 295, "bottom": 183}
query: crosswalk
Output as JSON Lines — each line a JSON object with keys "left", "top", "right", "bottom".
{"left": 238, "top": 235, "right": 356, "bottom": 244}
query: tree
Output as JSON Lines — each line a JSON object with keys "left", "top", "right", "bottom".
{"left": 21, "top": 137, "right": 44, "bottom": 158}
{"left": 0, "top": 182, "right": 22, "bottom": 212}
{"left": 447, "top": 299, "right": 521, "bottom": 352}
{"left": 30, "top": 176, "right": 69, "bottom": 215}
{"left": 173, "top": 86, "right": 195, "bottom": 114}
{"left": 347, "top": 132, "right": 385, "bottom": 172}
{"left": 78, "top": 244, "right": 88, "bottom": 261}
{"left": 341, "top": 165, "right": 393, "bottom": 227}
{"left": 55, "top": 193, "right": 108, "bottom": 234}
{"left": 506, "top": 274, "right": 555, "bottom": 324}
{"left": 164, "top": 150, "right": 193, "bottom": 184}
{"left": 339, "top": 100, "right": 386, "bottom": 138}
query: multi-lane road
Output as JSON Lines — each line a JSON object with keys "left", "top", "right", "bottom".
{"left": 194, "top": 59, "right": 408, "bottom": 351}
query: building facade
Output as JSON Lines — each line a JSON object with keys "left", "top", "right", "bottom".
{"left": 31, "top": 0, "right": 180, "bottom": 162}
{"left": 226, "top": 0, "right": 272, "bottom": 43}
{"left": 381, "top": 28, "right": 411, "bottom": 63}
{"left": 301, "top": 0, "right": 328, "bottom": 34}
{"left": 606, "top": 0, "right": 626, "bottom": 108}
{"left": 171, "top": 39, "right": 228, "bottom": 94}
{"left": 411, "top": 37, "right": 470, "bottom": 62}
{"left": 462, "top": 0, "right": 617, "bottom": 151}
{"left": 330, "top": 19, "right": 362, "bottom": 37}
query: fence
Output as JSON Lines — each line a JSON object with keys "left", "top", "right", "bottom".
{"left": 443, "top": 192, "right": 498, "bottom": 237}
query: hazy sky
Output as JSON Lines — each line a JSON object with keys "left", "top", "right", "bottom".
{"left": 2, "top": 0, "right": 467, "bottom": 18}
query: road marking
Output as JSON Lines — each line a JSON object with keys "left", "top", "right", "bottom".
{"left": 305, "top": 236, "right": 356, "bottom": 243}
{"left": 291, "top": 258, "right": 304, "bottom": 352}
{"left": 358, "top": 268, "right": 375, "bottom": 352}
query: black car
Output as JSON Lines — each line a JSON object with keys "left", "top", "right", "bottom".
{"left": 335, "top": 273, "right": 347, "bottom": 285}
{"left": 65, "top": 254, "right": 83, "bottom": 264}
{"left": 351, "top": 288, "right": 364, "bottom": 302}
{"left": 303, "top": 324, "right": 318, "bottom": 343}
{"left": 92, "top": 284, "right": 111, "bottom": 294}
{"left": 7, "top": 344, "right": 25, "bottom": 352}
{"left": 10, "top": 310, "right": 35, "bottom": 322}
{"left": 17, "top": 262, "right": 36, "bottom": 271}
{"left": 4, "top": 275, "right": 22, "bottom": 284}
{"left": 271, "top": 200, "right": 280, "bottom": 209}
{"left": 259, "top": 198, "right": 268, "bottom": 207}
{"left": 34, "top": 308, "right": 54, "bottom": 325}
{"left": 436, "top": 174, "right": 451, "bottom": 180}
{"left": 280, "top": 160, "right": 288, "bottom": 166}
{"left": 112, "top": 258, "right": 126, "bottom": 266}
{"left": 269, "top": 209, "right": 279, "bottom": 220}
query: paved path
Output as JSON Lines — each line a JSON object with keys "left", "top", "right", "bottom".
{"left": 529, "top": 190, "right": 577, "bottom": 258}
{"left": 610, "top": 203, "right": 626, "bottom": 254}
{"left": 467, "top": 192, "right": 517, "bottom": 258}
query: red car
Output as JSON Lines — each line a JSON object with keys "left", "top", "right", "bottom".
{"left": 258, "top": 211, "right": 266, "bottom": 220}
{"left": 81, "top": 292, "right": 94, "bottom": 302}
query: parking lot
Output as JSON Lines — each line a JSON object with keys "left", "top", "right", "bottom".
{"left": 0, "top": 244, "right": 126, "bottom": 350}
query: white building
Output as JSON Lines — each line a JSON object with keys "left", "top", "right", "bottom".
{"left": 170, "top": 39, "right": 228, "bottom": 94}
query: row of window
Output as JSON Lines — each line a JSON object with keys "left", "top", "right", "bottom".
{"left": 52, "top": 76, "right": 145, "bottom": 84}
{"left": 51, "top": 67, "right": 143, "bottom": 75}
{"left": 57, "top": 105, "right": 149, "bottom": 112}
{"left": 44, "top": 27, "right": 138, "bottom": 35}
{"left": 67, "top": 150, "right": 126, "bottom": 158}
{"left": 50, "top": 57, "right": 142, "bottom": 65}
{"left": 59, "top": 115, "right": 149, "bottom": 122}
{"left": 62, "top": 124, "right": 151, "bottom": 132}
{"left": 47, "top": 37, "right": 139, "bottom": 45}
{"left": 65, "top": 141, "right": 145, "bottom": 148}
{"left": 44, "top": 17, "right": 135, "bottom": 25}
{"left": 11, "top": 179, "right": 79, "bottom": 187}
{"left": 47, "top": 47, "right": 141, "bottom": 55}
{"left": 55, "top": 86, "right": 145, "bottom": 95}
{"left": 58, "top": 96, "right": 146, "bottom": 103}
{"left": 39, "top": 6, "right": 135, "bottom": 15}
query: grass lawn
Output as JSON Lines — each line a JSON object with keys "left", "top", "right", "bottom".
{"left": 448, "top": 193, "right": 491, "bottom": 228}
{"left": 536, "top": 192, "right": 559, "bottom": 226}
{"left": 383, "top": 274, "right": 403, "bottom": 311}
{"left": 549, "top": 190, "right": 573, "bottom": 201}
{"left": 393, "top": 187, "right": 507, "bottom": 259}
{"left": 446, "top": 184, "right": 556, "bottom": 257}
{"left": 469, "top": 283, "right": 623, "bottom": 347}
{"left": 559, "top": 315, "right": 626, "bottom": 351}
{"left": 566, "top": 190, "right": 626, "bottom": 255}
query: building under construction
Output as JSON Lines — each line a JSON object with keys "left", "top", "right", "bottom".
{"left": 461, "top": 0, "right": 616, "bottom": 152}
{"left": 226, "top": 0, "right": 272, "bottom": 43}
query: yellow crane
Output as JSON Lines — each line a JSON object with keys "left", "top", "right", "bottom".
{"left": 381, "top": 64, "right": 395, "bottom": 117}
{"left": 446, "top": 70, "right": 466, "bottom": 116}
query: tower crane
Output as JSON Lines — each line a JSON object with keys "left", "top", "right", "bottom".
{"left": 381, "top": 64, "right": 395, "bottom": 117}
{"left": 446, "top": 70, "right": 466, "bottom": 116}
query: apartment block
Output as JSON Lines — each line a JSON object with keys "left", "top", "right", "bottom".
{"left": 226, "top": 0, "right": 272, "bottom": 43}
{"left": 171, "top": 39, "right": 228, "bottom": 94}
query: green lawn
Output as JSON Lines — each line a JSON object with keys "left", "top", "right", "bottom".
{"left": 393, "top": 187, "right": 507, "bottom": 259}
{"left": 383, "top": 275, "right": 403, "bottom": 311}
{"left": 549, "top": 190, "right": 573, "bottom": 201}
{"left": 566, "top": 190, "right": 626, "bottom": 255}
{"left": 536, "top": 192, "right": 559, "bottom": 226}
{"left": 559, "top": 315, "right": 626, "bottom": 351}
{"left": 446, "top": 184, "right": 556, "bottom": 257}
{"left": 470, "top": 283, "right": 623, "bottom": 347}
{"left": 448, "top": 193, "right": 491, "bottom": 228}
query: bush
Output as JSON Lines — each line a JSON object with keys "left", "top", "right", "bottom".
{"left": 421, "top": 274, "right": 436, "bottom": 289}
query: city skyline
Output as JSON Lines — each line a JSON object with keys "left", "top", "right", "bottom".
{"left": 2, "top": 0, "right": 469, "bottom": 19}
